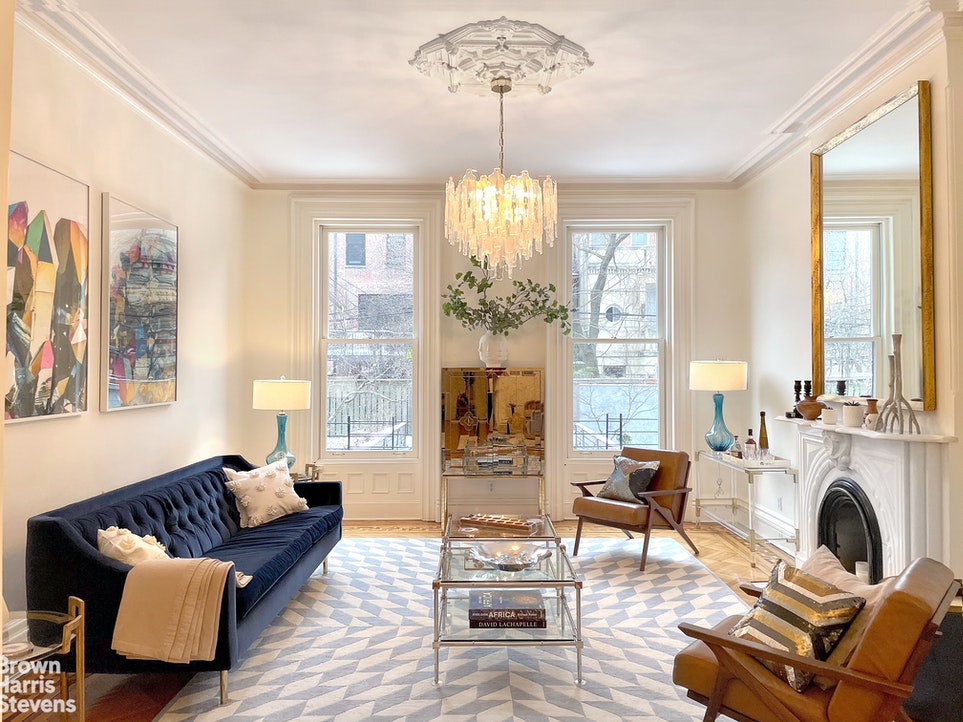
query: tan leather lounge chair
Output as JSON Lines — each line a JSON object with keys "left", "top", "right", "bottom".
{"left": 673, "top": 556, "right": 960, "bottom": 722}
{"left": 570, "top": 447, "right": 699, "bottom": 571}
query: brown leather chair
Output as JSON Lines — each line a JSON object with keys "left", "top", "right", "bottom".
{"left": 570, "top": 447, "right": 699, "bottom": 571}
{"left": 672, "top": 557, "right": 960, "bottom": 722}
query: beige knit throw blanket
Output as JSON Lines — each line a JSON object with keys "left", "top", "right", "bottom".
{"left": 112, "top": 557, "right": 233, "bottom": 663}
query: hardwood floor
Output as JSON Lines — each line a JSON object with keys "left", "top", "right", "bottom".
{"left": 76, "top": 521, "right": 786, "bottom": 722}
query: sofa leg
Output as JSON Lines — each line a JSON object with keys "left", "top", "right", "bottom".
{"left": 323, "top": 557, "right": 329, "bottom": 574}
{"left": 220, "top": 670, "right": 228, "bottom": 704}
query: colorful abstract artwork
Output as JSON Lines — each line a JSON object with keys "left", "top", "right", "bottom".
{"left": 103, "top": 193, "right": 177, "bottom": 411}
{"left": 6, "top": 152, "right": 89, "bottom": 420}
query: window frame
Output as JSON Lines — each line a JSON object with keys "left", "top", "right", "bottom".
{"left": 566, "top": 223, "right": 669, "bottom": 456}
{"left": 319, "top": 225, "right": 419, "bottom": 458}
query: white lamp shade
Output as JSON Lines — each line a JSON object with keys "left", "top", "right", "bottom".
{"left": 252, "top": 378, "right": 312, "bottom": 411}
{"left": 689, "top": 361, "right": 748, "bottom": 392}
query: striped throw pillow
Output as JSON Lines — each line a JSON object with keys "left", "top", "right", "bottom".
{"left": 728, "top": 560, "right": 866, "bottom": 691}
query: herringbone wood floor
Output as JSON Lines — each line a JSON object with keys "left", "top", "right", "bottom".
{"left": 71, "top": 521, "right": 787, "bottom": 722}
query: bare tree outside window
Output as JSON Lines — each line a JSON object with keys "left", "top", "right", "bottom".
{"left": 570, "top": 230, "right": 663, "bottom": 450}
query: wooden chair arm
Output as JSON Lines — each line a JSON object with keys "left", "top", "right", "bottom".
{"left": 677, "top": 622, "right": 913, "bottom": 698}
{"left": 738, "top": 581, "right": 766, "bottom": 598}
{"left": 635, "top": 487, "right": 691, "bottom": 499}
{"left": 570, "top": 479, "right": 606, "bottom": 497}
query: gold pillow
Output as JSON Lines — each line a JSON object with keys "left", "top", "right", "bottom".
{"left": 729, "top": 560, "right": 866, "bottom": 692}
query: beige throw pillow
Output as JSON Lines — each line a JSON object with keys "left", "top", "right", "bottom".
{"left": 224, "top": 461, "right": 309, "bottom": 528}
{"left": 97, "top": 526, "right": 170, "bottom": 565}
{"left": 801, "top": 545, "right": 894, "bottom": 687}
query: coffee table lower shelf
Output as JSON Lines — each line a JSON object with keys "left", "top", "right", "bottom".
{"left": 432, "top": 584, "right": 583, "bottom": 684}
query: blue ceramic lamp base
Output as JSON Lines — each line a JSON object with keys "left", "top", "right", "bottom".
{"left": 704, "top": 392, "right": 734, "bottom": 452}
{"left": 265, "top": 411, "right": 297, "bottom": 470}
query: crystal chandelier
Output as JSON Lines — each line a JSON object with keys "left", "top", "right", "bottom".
{"left": 411, "top": 17, "right": 591, "bottom": 278}
{"left": 445, "top": 78, "right": 557, "bottom": 277}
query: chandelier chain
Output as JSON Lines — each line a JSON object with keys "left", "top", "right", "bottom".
{"left": 498, "top": 88, "right": 505, "bottom": 173}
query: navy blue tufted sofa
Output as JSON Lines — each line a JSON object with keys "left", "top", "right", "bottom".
{"left": 25, "top": 454, "right": 342, "bottom": 699}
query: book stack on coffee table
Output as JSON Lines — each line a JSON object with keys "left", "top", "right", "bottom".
{"left": 468, "top": 589, "right": 547, "bottom": 628}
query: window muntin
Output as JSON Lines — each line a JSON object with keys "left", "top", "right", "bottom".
{"left": 323, "top": 230, "right": 415, "bottom": 452}
{"left": 823, "top": 221, "right": 880, "bottom": 397}
{"left": 570, "top": 230, "right": 664, "bottom": 450}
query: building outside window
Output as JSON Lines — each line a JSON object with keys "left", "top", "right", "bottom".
{"left": 823, "top": 220, "right": 882, "bottom": 396}
{"left": 569, "top": 229, "right": 664, "bottom": 450}
{"left": 323, "top": 230, "right": 415, "bottom": 451}
{"left": 345, "top": 232, "right": 366, "bottom": 267}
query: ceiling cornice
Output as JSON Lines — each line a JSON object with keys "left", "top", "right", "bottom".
{"left": 12, "top": 1, "right": 953, "bottom": 190}
{"left": 15, "top": 1, "right": 262, "bottom": 186}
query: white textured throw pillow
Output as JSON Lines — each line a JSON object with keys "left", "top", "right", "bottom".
{"left": 97, "top": 526, "right": 170, "bottom": 565}
{"left": 223, "top": 461, "right": 309, "bottom": 528}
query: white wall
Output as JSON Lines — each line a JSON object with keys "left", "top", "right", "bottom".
{"left": 741, "top": 39, "right": 962, "bottom": 572}
{"left": 2, "top": 27, "right": 250, "bottom": 607}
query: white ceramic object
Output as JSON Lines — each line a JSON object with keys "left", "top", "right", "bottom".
{"left": 478, "top": 331, "right": 508, "bottom": 367}
{"left": 821, "top": 408, "right": 837, "bottom": 425}
{"left": 842, "top": 405, "right": 864, "bottom": 427}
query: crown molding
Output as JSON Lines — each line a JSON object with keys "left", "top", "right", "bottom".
{"left": 13, "top": 1, "right": 955, "bottom": 190}
{"left": 15, "top": 1, "right": 262, "bottom": 186}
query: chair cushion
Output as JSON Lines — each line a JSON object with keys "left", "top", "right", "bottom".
{"left": 729, "top": 560, "right": 865, "bottom": 691}
{"left": 598, "top": 456, "right": 660, "bottom": 503}
{"left": 573, "top": 495, "right": 651, "bottom": 527}
{"left": 673, "top": 615, "right": 833, "bottom": 722}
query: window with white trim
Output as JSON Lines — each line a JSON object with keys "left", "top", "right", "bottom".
{"left": 569, "top": 228, "right": 665, "bottom": 451}
{"left": 322, "top": 229, "right": 415, "bottom": 452}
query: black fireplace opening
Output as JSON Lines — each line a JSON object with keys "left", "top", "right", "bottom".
{"left": 817, "top": 478, "right": 883, "bottom": 583}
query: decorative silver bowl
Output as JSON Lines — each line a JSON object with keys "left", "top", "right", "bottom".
{"left": 468, "top": 542, "right": 551, "bottom": 572}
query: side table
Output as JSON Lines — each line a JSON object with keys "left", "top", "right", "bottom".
{"left": 2, "top": 596, "right": 85, "bottom": 721}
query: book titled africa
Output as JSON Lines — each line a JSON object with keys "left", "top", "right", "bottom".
{"left": 468, "top": 589, "right": 547, "bottom": 628}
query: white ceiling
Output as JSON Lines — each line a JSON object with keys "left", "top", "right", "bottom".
{"left": 18, "top": 0, "right": 925, "bottom": 187}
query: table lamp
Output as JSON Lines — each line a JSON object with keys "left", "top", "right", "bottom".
{"left": 689, "top": 360, "right": 748, "bottom": 452}
{"left": 253, "top": 376, "right": 312, "bottom": 470}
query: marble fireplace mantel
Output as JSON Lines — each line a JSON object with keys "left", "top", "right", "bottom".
{"left": 779, "top": 418, "right": 955, "bottom": 577}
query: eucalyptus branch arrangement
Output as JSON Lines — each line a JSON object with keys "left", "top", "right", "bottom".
{"left": 441, "top": 257, "right": 572, "bottom": 336}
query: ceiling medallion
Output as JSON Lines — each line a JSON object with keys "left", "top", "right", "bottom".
{"left": 411, "top": 18, "right": 591, "bottom": 277}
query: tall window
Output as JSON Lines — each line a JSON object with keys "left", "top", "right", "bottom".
{"left": 823, "top": 220, "right": 882, "bottom": 396}
{"left": 323, "top": 230, "right": 414, "bottom": 451}
{"left": 570, "top": 229, "right": 664, "bottom": 450}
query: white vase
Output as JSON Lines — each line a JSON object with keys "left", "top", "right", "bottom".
{"left": 842, "top": 405, "right": 864, "bottom": 427}
{"left": 478, "top": 331, "right": 508, "bottom": 367}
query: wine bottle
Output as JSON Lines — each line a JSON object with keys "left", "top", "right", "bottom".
{"left": 759, "top": 412, "right": 769, "bottom": 451}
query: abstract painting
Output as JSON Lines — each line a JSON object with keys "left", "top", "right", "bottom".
{"left": 102, "top": 193, "right": 177, "bottom": 411}
{"left": 6, "top": 152, "right": 89, "bottom": 421}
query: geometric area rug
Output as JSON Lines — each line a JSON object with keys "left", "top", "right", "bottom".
{"left": 155, "top": 537, "right": 748, "bottom": 721}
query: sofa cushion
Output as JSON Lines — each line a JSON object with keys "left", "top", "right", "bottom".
{"left": 203, "top": 504, "right": 343, "bottom": 618}
{"left": 66, "top": 468, "right": 241, "bottom": 559}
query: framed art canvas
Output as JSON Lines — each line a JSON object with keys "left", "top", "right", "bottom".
{"left": 6, "top": 151, "right": 89, "bottom": 421}
{"left": 102, "top": 193, "right": 178, "bottom": 411}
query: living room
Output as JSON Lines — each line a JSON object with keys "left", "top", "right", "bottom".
{"left": 2, "top": 2, "right": 962, "bottom": 720}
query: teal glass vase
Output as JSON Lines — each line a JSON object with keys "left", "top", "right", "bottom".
{"left": 705, "top": 392, "right": 734, "bottom": 452}
{"left": 265, "top": 412, "right": 296, "bottom": 470}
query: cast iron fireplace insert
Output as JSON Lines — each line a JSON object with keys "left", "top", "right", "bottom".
{"left": 817, "top": 478, "right": 883, "bottom": 584}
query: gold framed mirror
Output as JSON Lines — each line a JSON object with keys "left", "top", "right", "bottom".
{"left": 811, "top": 80, "right": 934, "bottom": 409}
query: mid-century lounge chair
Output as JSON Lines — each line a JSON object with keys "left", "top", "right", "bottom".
{"left": 672, "top": 556, "right": 960, "bottom": 722}
{"left": 570, "top": 447, "right": 698, "bottom": 571}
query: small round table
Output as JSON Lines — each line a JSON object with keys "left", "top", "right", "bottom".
{"left": 3, "top": 596, "right": 84, "bottom": 721}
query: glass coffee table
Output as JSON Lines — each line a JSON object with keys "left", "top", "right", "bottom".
{"left": 432, "top": 513, "right": 583, "bottom": 683}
